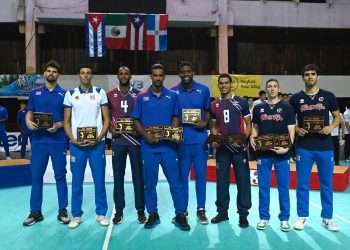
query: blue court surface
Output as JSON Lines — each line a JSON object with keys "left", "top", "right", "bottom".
{"left": 1, "top": 181, "right": 349, "bottom": 250}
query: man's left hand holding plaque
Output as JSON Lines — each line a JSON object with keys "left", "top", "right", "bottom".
{"left": 77, "top": 127, "right": 98, "bottom": 146}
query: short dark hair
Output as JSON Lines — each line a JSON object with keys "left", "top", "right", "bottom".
{"left": 151, "top": 63, "right": 164, "bottom": 72}
{"left": 258, "top": 90, "right": 266, "bottom": 96}
{"left": 302, "top": 64, "right": 319, "bottom": 76}
{"left": 118, "top": 65, "right": 130, "bottom": 73}
{"left": 218, "top": 73, "right": 232, "bottom": 83}
{"left": 179, "top": 61, "right": 192, "bottom": 70}
{"left": 78, "top": 64, "right": 93, "bottom": 73}
{"left": 43, "top": 60, "right": 61, "bottom": 73}
{"left": 265, "top": 78, "right": 279, "bottom": 89}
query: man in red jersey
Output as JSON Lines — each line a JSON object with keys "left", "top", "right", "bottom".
{"left": 107, "top": 66, "right": 145, "bottom": 225}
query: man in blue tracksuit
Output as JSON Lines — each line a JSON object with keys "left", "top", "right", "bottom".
{"left": 290, "top": 64, "right": 340, "bottom": 232}
{"left": 132, "top": 64, "right": 188, "bottom": 231}
{"left": 251, "top": 79, "right": 295, "bottom": 232}
{"left": 64, "top": 64, "right": 110, "bottom": 229}
{"left": 23, "top": 60, "right": 69, "bottom": 226}
{"left": 171, "top": 61, "right": 211, "bottom": 225}
{"left": 17, "top": 100, "right": 31, "bottom": 158}
{"left": 0, "top": 105, "right": 11, "bottom": 159}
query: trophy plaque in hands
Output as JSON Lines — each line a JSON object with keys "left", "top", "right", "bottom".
{"left": 145, "top": 126, "right": 165, "bottom": 140}
{"left": 163, "top": 126, "right": 183, "bottom": 142}
{"left": 303, "top": 116, "right": 324, "bottom": 133}
{"left": 114, "top": 118, "right": 136, "bottom": 134}
{"left": 33, "top": 112, "right": 53, "bottom": 129}
{"left": 182, "top": 109, "right": 201, "bottom": 124}
{"left": 77, "top": 127, "right": 97, "bottom": 142}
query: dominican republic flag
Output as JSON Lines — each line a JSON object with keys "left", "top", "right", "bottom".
{"left": 127, "top": 15, "right": 147, "bottom": 50}
{"left": 85, "top": 13, "right": 106, "bottom": 57}
{"left": 146, "top": 14, "right": 168, "bottom": 51}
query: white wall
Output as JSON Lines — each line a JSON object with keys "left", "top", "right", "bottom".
{"left": 0, "top": 0, "right": 18, "bottom": 22}
{"left": 58, "top": 74, "right": 350, "bottom": 97}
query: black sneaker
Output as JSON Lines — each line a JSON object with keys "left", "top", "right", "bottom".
{"left": 197, "top": 209, "right": 209, "bottom": 225}
{"left": 113, "top": 210, "right": 123, "bottom": 225}
{"left": 137, "top": 210, "right": 147, "bottom": 224}
{"left": 211, "top": 212, "right": 229, "bottom": 224}
{"left": 57, "top": 208, "right": 70, "bottom": 224}
{"left": 144, "top": 213, "right": 160, "bottom": 229}
{"left": 174, "top": 214, "right": 190, "bottom": 231}
{"left": 239, "top": 216, "right": 249, "bottom": 228}
{"left": 23, "top": 212, "right": 44, "bottom": 226}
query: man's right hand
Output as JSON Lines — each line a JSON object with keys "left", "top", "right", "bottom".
{"left": 296, "top": 126, "right": 308, "bottom": 137}
{"left": 27, "top": 120, "right": 39, "bottom": 130}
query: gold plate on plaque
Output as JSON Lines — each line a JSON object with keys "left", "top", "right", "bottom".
{"left": 303, "top": 116, "right": 324, "bottom": 133}
{"left": 33, "top": 112, "right": 53, "bottom": 129}
{"left": 115, "top": 118, "right": 136, "bottom": 134}
{"left": 77, "top": 127, "right": 97, "bottom": 142}
{"left": 182, "top": 109, "right": 201, "bottom": 124}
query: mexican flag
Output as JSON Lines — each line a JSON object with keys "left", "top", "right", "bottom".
{"left": 105, "top": 14, "right": 128, "bottom": 49}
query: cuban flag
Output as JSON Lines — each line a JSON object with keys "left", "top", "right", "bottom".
{"left": 85, "top": 13, "right": 106, "bottom": 57}
{"left": 146, "top": 14, "right": 168, "bottom": 51}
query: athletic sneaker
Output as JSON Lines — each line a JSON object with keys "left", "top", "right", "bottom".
{"left": 239, "top": 216, "right": 249, "bottom": 228}
{"left": 57, "top": 208, "right": 70, "bottom": 224}
{"left": 293, "top": 218, "right": 307, "bottom": 230}
{"left": 113, "top": 211, "right": 123, "bottom": 225}
{"left": 144, "top": 213, "right": 160, "bottom": 229}
{"left": 5, "top": 156, "right": 12, "bottom": 160}
{"left": 68, "top": 217, "right": 82, "bottom": 229}
{"left": 211, "top": 213, "right": 229, "bottom": 224}
{"left": 280, "top": 221, "right": 291, "bottom": 232}
{"left": 256, "top": 220, "right": 269, "bottom": 230}
{"left": 174, "top": 214, "right": 190, "bottom": 231}
{"left": 96, "top": 215, "right": 110, "bottom": 226}
{"left": 137, "top": 210, "right": 147, "bottom": 224}
{"left": 322, "top": 219, "right": 339, "bottom": 232}
{"left": 197, "top": 209, "right": 209, "bottom": 225}
{"left": 22, "top": 212, "right": 44, "bottom": 226}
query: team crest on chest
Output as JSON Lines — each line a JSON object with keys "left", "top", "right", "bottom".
{"left": 75, "top": 95, "right": 79, "bottom": 100}
{"left": 143, "top": 96, "right": 149, "bottom": 101}
{"left": 299, "top": 99, "right": 304, "bottom": 104}
{"left": 90, "top": 94, "right": 95, "bottom": 100}
{"left": 277, "top": 108, "right": 282, "bottom": 113}
{"left": 35, "top": 91, "right": 42, "bottom": 95}
{"left": 113, "top": 93, "right": 118, "bottom": 98}
{"left": 318, "top": 96, "right": 324, "bottom": 102}
{"left": 260, "top": 108, "right": 264, "bottom": 113}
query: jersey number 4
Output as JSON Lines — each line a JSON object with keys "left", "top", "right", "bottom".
{"left": 121, "top": 100, "right": 128, "bottom": 113}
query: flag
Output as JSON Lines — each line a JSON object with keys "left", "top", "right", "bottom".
{"left": 85, "top": 13, "right": 106, "bottom": 57}
{"left": 127, "top": 15, "right": 147, "bottom": 50}
{"left": 146, "top": 14, "right": 168, "bottom": 51}
{"left": 105, "top": 14, "right": 128, "bottom": 49}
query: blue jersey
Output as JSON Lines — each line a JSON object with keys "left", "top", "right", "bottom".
{"left": 171, "top": 81, "right": 210, "bottom": 144}
{"left": 0, "top": 105, "right": 8, "bottom": 130}
{"left": 28, "top": 85, "right": 67, "bottom": 144}
{"left": 17, "top": 108, "right": 31, "bottom": 135}
{"left": 252, "top": 101, "right": 295, "bottom": 158}
{"left": 289, "top": 89, "right": 338, "bottom": 150}
{"left": 131, "top": 87, "right": 178, "bottom": 152}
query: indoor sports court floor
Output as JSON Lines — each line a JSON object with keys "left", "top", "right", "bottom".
{"left": 1, "top": 180, "right": 349, "bottom": 250}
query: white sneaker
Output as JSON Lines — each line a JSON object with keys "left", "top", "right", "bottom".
{"left": 322, "top": 219, "right": 339, "bottom": 232}
{"left": 293, "top": 218, "right": 307, "bottom": 230}
{"left": 5, "top": 156, "right": 12, "bottom": 160}
{"left": 280, "top": 221, "right": 291, "bottom": 232}
{"left": 256, "top": 220, "right": 269, "bottom": 230}
{"left": 68, "top": 217, "right": 82, "bottom": 229}
{"left": 96, "top": 215, "right": 110, "bottom": 226}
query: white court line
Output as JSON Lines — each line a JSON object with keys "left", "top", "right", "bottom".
{"left": 102, "top": 207, "right": 115, "bottom": 250}
{"left": 310, "top": 201, "right": 350, "bottom": 224}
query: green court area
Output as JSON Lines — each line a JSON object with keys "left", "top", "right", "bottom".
{"left": 1, "top": 182, "right": 349, "bottom": 250}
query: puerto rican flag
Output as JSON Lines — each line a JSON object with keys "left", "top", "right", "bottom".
{"left": 85, "top": 13, "right": 106, "bottom": 57}
{"left": 127, "top": 15, "right": 147, "bottom": 50}
{"left": 146, "top": 14, "right": 168, "bottom": 51}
